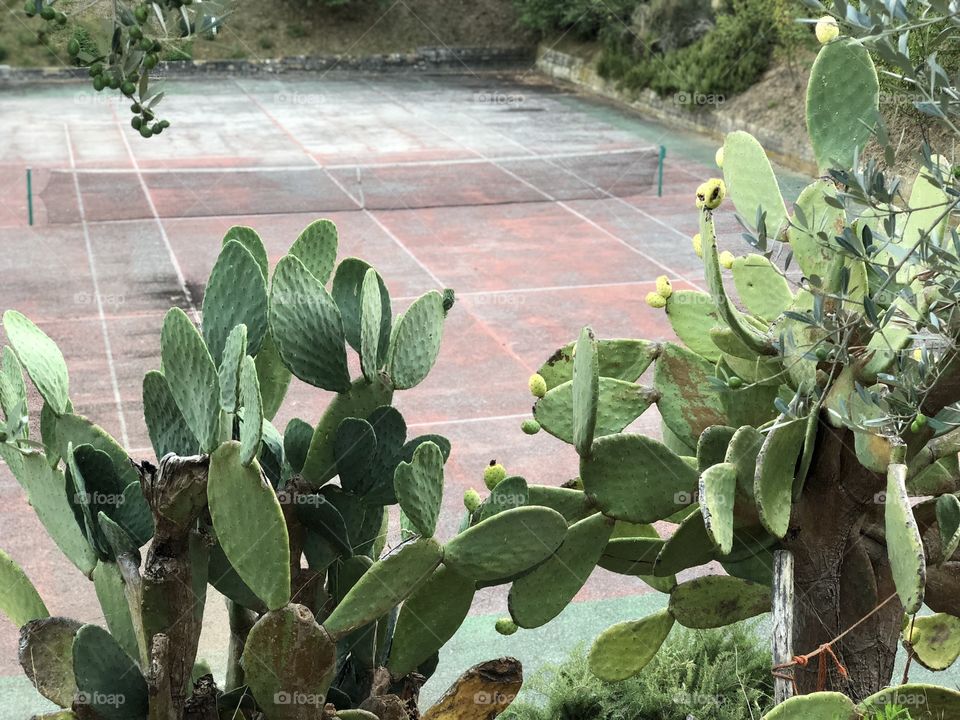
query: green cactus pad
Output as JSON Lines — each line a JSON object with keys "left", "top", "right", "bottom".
{"left": 160, "top": 308, "right": 222, "bottom": 453}
{"left": 322, "top": 487, "right": 385, "bottom": 557}
{"left": 91, "top": 560, "right": 140, "bottom": 663}
{"left": 334, "top": 417, "right": 377, "bottom": 495}
{"left": 331, "top": 259, "right": 393, "bottom": 362}
{"left": 202, "top": 240, "right": 268, "bottom": 364}
{"left": 731, "top": 254, "right": 792, "bottom": 322}
{"left": 724, "top": 426, "right": 765, "bottom": 522}
{"left": 238, "top": 355, "right": 263, "bottom": 466}
{"left": 654, "top": 343, "right": 727, "bottom": 449}
{"left": 668, "top": 575, "right": 770, "bottom": 629}
{"left": 909, "top": 456, "right": 959, "bottom": 496}
{"left": 536, "top": 338, "right": 659, "bottom": 390}
{"left": 573, "top": 326, "right": 600, "bottom": 457}
{"left": 208, "top": 542, "right": 268, "bottom": 614}
{"left": 18, "top": 616, "right": 80, "bottom": 708}
{"left": 283, "top": 418, "right": 313, "bottom": 474}
{"left": 387, "top": 565, "right": 475, "bottom": 677}
{"left": 143, "top": 370, "right": 200, "bottom": 460}
{"left": 859, "top": 683, "right": 960, "bottom": 719}
{"left": 787, "top": 181, "right": 846, "bottom": 284}
{"left": 223, "top": 225, "right": 269, "bottom": 279}
{"left": 509, "top": 513, "right": 614, "bottom": 628}
{"left": 394, "top": 441, "right": 445, "bottom": 538}
{"left": 208, "top": 442, "right": 291, "bottom": 611}
{"left": 588, "top": 610, "right": 675, "bottom": 681}
{"left": 72, "top": 624, "right": 148, "bottom": 720}
{"left": 806, "top": 38, "right": 879, "bottom": 173}
{"left": 0, "top": 548, "right": 48, "bottom": 627}
{"left": 722, "top": 353, "right": 782, "bottom": 387}
{"left": 903, "top": 157, "right": 951, "bottom": 248}
{"left": 2, "top": 310, "right": 69, "bottom": 415}
{"left": 904, "top": 613, "right": 960, "bottom": 671}
{"left": 290, "top": 218, "right": 338, "bottom": 284}
{"left": 761, "top": 692, "right": 854, "bottom": 719}
{"left": 217, "top": 324, "right": 247, "bottom": 413}
{"left": 526, "top": 485, "right": 596, "bottom": 522}
{"left": 0, "top": 345, "right": 27, "bottom": 421}
{"left": 580, "top": 433, "right": 698, "bottom": 523}
{"left": 598, "top": 535, "right": 663, "bottom": 576}
{"left": 700, "top": 462, "right": 737, "bottom": 554}
{"left": 478, "top": 475, "right": 528, "bottom": 522}
{"left": 654, "top": 510, "right": 715, "bottom": 577}
{"left": 360, "top": 268, "right": 384, "bottom": 381}
{"left": 241, "top": 604, "right": 337, "bottom": 720}
{"left": 534, "top": 377, "right": 657, "bottom": 446}
{"left": 697, "top": 425, "right": 736, "bottom": 472}
{"left": 722, "top": 550, "right": 774, "bottom": 586}
{"left": 254, "top": 332, "right": 292, "bottom": 421}
{"left": 661, "top": 421, "right": 696, "bottom": 456}
{"left": 0, "top": 448, "right": 96, "bottom": 576}
{"left": 721, "top": 131, "right": 788, "bottom": 237}
{"left": 361, "top": 405, "right": 409, "bottom": 505}
{"left": 664, "top": 290, "right": 722, "bottom": 361}
{"left": 754, "top": 416, "right": 806, "bottom": 538}
{"left": 324, "top": 538, "right": 443, "bottom": 638}
{"left": 885, "top": 463, "right": 926, "bottom": 613}
{"left": 443, "top": 506, "right": 567, "bottom": 582}
{"left": 937, "top": 494, "right": 960, "bottom": 560}
{"left": 401, "top": 434, "right": 452, "bottom": 464}
{"left": 270, "top": 255, "right": 351, "bottom": 393}
{"left": 387, "top": 290, "right": 446, "bottom": 390}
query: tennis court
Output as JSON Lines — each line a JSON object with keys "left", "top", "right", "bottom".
{"left": 0, "top": 69, "right": 764, "bottom": 711}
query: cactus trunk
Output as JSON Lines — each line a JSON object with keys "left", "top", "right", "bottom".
{"left": 784, "top": 421, "right": 902, "bottom": 699}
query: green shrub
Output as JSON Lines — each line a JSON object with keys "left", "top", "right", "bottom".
{"left": 513, "top": 0, "right": 639, "bottom": 40}
{"left": 0, "top": 45, "right": 8, "bottom": 63}
{"left": 502, "top": 623, "right": 773, "bottom": 720}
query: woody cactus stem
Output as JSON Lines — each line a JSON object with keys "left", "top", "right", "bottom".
{"left": 137, "top": 454, "right": 210, "bottom": 719}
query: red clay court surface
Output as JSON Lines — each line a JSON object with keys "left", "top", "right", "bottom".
{"left": 0, "top": 70, "right": 764, "bottom": 680}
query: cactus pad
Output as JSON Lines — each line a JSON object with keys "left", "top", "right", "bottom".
{"left": 387, "top": 566, "right": 475, "bottom": 677}
{"left": 72, "top": 624, "right": 148, "bottom": 720}
{"left": 91, "top": 560, "right": 140, "bottom": 663}
{"left": 761, "top": 692, "right": 854, "bottom": 719}
{"left": 202, "top": 240, "right": 268, "bottom": 364}
{"left": 699, "top": 462, "right": 737, "bottom": 554}
{"left": 754, "top": 416, "right": 806, "bottom": 538}
{"left": 654, "top": 510, "right": 715, "bottom": 577}
{"left": 664, "top": 290, "right": 721, "bottom": 361}
{"left": 332, "top": 258, "right": 392, "bottom": 362}
{"left": 731, "top": 255, "right": 792, "bottom": 322}
{"left": 254, "top": 332, "right": 291, "bottom": 421}
{"left": 241, "top": 604, "right": 337, "bottom": 720}
{"left": 669, "top": 575, "right": 769, "bottom": 628}
{"left": 478, "top": 475, "right": 528, "bottom": 522}
{"left": 904, "top": 613, "right": 960, "bottom": 671}
{"left": 885, "top": 463, "right": 926, "bottom": 613}
{"left": 0, "top": 549, "right": 48, "bottom": 627}
{"left": 18, "top": 617, "right": 80, "bottom": 708}
{"left": 394, "top": 441, "right": 445, "bottom": 538}
{"left": 269, "top": 255, "right": 351, "bottom": 393}
{"left": 238, "top": 355, "right": 263, "bottom": 466}
{"left": 721, "top": 131, "right": 788, "bottom": 236}
{"left": 526, "top": 485, "right": 595, "bottom": 522}
{"left": 509, "top": 513, "right": 614, "bottom": 628}
{"left": 536, "top": 338, "right": 659, "bottom": 390}
{"left": 580, "top": 433, "right": 698, "bottom": 523}
{"left": 360, "top": 268, "right": 384, "bottom": 381}
{"left": 858, "top": 683, "right": 960, "bottom": 719}
{"left": 937, "top": 493, "right": 960, "bottom": 560}
{"left": 290, "top": 218, "right": 338, "bottom": 284}
{"left": 223, "top": 225, "right": 269, "bottom": 278}
{"left": 217, "top": 324, "right": 247, "bottom": 413}
{"left": 572, "top": 327, "right": 599, "bottom": 456}
{"left": 160, "top": 308, "right": 221, "bottom": 453}
{"left": 2, "top": 310, "right": 69, "bottom": 415}
{"left": 533, "top": 377, "right": 657, "bottom": 445}
{"left": 323, "top": 539, "right": 442, "bottom": 638}
{"left": 443, "top": 506, "right": 567, "bottom": 582}
{"left": 588, "top": 610, "right": 674, "bottom": 681}
{"left": 806, "top": 38, "right": 879, "bottom": 172}
{"left": 208, "top": 442, "right": 291, "bottom": 611}
{"left": 387, "top": 290, "right": 446, "bottom": 390}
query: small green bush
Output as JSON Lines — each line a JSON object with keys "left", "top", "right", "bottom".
{"left": 502, "top": 623, "right": 773, "bottom": 720}
{"left": 0, "top": 45, "right": 8, "bottom": 63}
{"left": 512, "top": 0, "right": 639, "bottom": 40}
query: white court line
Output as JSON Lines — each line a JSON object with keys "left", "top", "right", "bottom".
{"left": 112, "top": 108, "right": 201, "bottom": 323}
{"left": 63, "top": 124, "right": 130, "bottom": 448}
{"left": 363, "top": 79, "right": 703, "bottom": 290}
{"left": 36, "top": 147, "right": 660, "bottom": 174}
{"left": 407, "top": 412, "right": 531, "bottom": 429}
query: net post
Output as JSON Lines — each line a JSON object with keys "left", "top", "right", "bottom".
{"left": 657, "top": 145, "right": 665, "bottom": 197}
{"left": 26, "top": 167, "right": 34, "bottom": 226}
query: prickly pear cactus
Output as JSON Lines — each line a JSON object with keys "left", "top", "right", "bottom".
{"left": 506, "top": 28, "right": 960, "bottom": 711}
{"left": 0, "top": 219, "right": 545, "bottom": 720}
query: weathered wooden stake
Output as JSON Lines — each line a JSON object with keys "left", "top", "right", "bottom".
{"left": 772, "top": 549, "right": 795, "bottom": 705}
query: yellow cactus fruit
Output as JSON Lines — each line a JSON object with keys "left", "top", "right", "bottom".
{"left": 715, "top": 146, "right": 724, "bottom": 168}
{"left": 692, "top": 233, "right": 703, "bottom": 258}
{"left": 815, "top": 16, "right": 839, "bottom": 44}
{"left": 719, "top": 251, "right": 735, "bottom": 269}
{"left": 655, "top": 275, "right": 673, "bottom": 298}
{"left": 696, "top": 178, "right": 726, "bottom": 210}
{"left": 646, "top": 291, "right": 667, "bottom": 309}
{"left": 483, "top": 461, "right": 506, "bottom": 490}
{"left": 528, "top": 373, "right": 547, "bottom": 398}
